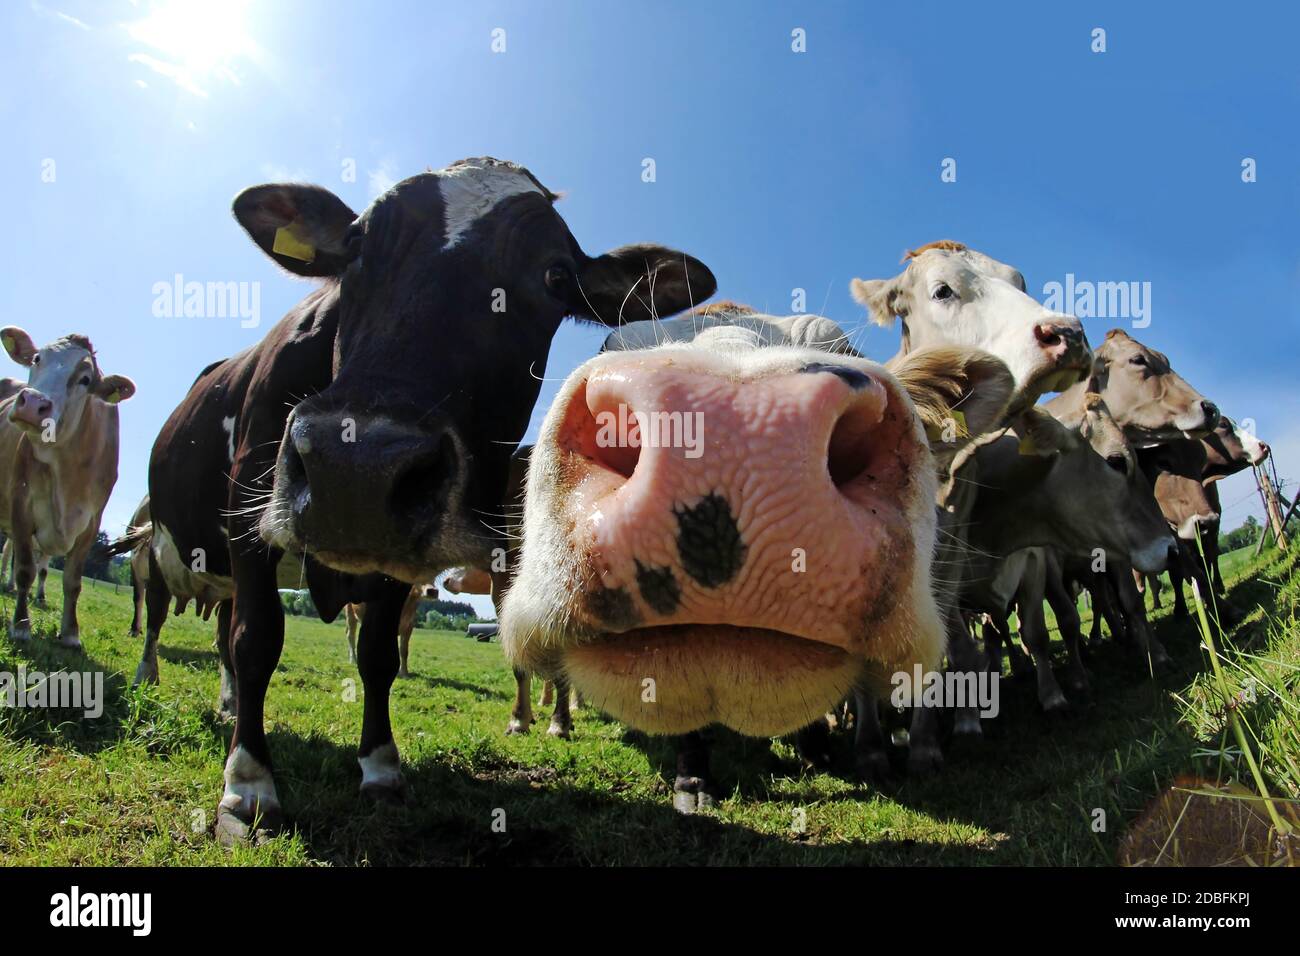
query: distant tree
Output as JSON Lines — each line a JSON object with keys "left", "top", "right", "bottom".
{"left": 1219, "top": 515, "right": 1262, "bottom": 552}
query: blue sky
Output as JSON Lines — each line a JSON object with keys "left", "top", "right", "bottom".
{"left": 2, "top": 1, "right": 1297, "bottom": 617}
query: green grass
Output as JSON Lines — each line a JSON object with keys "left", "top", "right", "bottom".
{"left": 1, "top": 550, "right": 1297, "bottom": 866}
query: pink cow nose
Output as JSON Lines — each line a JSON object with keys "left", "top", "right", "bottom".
{"left": 1033, "top": 322, "right": 1085, "bottom": 364}
{"left": 550, "top": 354, "right": 922, "bottom": 645}
{"left": 10, "top": 388, "right": 53, "bottom": 429}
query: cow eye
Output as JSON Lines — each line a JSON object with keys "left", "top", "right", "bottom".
{"left": 1106, "top": 454, "right": 1127, "bottom": 474}
{"left": 31, "top": 354, "right": 40, "bottom": 365}
{"left": 544, "top": 264, "right": 574, "bottom": 299}
{"left": 1130, "top": 354, "right": 1147, "bottom": 367}
{"left": 932, "top": 284, "right": 955, "bottom": 301}
{"left": 79, "top": 375, "right": 90, "bottom": 387}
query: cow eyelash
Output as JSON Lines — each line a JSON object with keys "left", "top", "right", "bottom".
{"left": 931, "top": 284, "right": 955, "bottom": 301}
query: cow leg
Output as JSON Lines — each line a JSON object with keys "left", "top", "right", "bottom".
{"left": 34, "top": 556, "right": 48, "bottom": 608}
{"left": 356, "top": 580, "right": 409, "bottom": 803}
{"left": 397, "top": 622, "right": 413, "bottom": 679}
{"left": 852, "top": 688, "right": 891, "bottom": 783}
{"left": 547, "top": 675, "right": 574, "bottom": 738}
{"left": 1016, "top": 562, "right": 1068, "bottom": 712}
{"left": 214, "top": 600, "right": 236, "bottom": 720}
{"left": 1112, "top": 564, "right": 1170, "bottom": 670}
{"left": 948, "top": 620, "right": 986, "bottom": 738}
{"left": 216, "top": 552, "right": 286, "bottom": 845}
{"left": 55, "top": 528, "right": 96, "bottom": 649}
{"left": 1045, "top": 562, "right": 1089, "bottom": 700}
{"left": 1089, "top": 574, "right": 1126, "bottom": 647}
{"left": 129, "top": 571, "right": 144, "bottom": 637}
{"left": 505, "top": 668, "right": 534, "bottom": 734}
{"left": 672, "top": 731, "right": 713, "bottom": 813}
{"left": 538, "top": 679, "right": 555, "bottom": 709}
{"left": 9, "top": 530, "right": 35, "bottom": 643}
{"left": 133, "top": 551, "right": 171, "bottom": 685}
{"left": 1147, "top": 573, "right": 1162, "bottom": 610}
{"left": 0, "top": 538, "right": 12, "bottom": 594}
{"left": 1168, "top": 553, "right": 1189, "bottom": 620}
{"left": 344, "top": 604, "right": 359, "bottom": 665}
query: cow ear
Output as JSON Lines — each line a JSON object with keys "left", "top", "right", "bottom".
{"left": 850, "top": 277, "right": 904, "bottom": 327}
{"left": 232, "top": 184, "right": 359, "bottom": 278}
{"left": 574, "top": 244, "right": 716, "bottom": 326}
{"left": 1, "top": 327, "right": 38, "bottom": 367}
{"left": 888, "top": 346, "right": 1014, "bottom": 469}
{"left": 95, "top": 374, "right": 136, "bottom": 404}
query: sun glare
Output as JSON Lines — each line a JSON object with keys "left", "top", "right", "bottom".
{"left": 127, "top": 0, "right": 253, "bottom": 79}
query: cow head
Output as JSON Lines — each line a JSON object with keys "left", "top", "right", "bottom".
{"left": 239, "top": 158, "right": 715, "bottom": 581}
{"left": 1137, "top": 440, "right": 1221, "bottom": 541}
{"left": 1, "top": 328, "right": 136, "bottom": 453}
{"left": 850, "top": 241, "right": 1091, "bottom": 413}
{"left": 1203, "top": 416, "right": 1269, "bottom": 477}
{"left": 500, "top": 310, "right": 1014, "bottom": 737}
{"left": 1087, "top": 330, "right": 1218, "bottom": 444}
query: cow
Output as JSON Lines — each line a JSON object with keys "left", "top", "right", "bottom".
{"left": 1043, "top": 331, "right": 1220, "bottom": 666}
{"left": 0, "top": 329, "right": 135, "bottom": 648}
{"left": 141, "top": 157, "right": 714, "bottom": 843}
{"left": 1137, "top": 416, "right": 1270, "bottom": 619}
{"left": 499, "top": 304, "right": 1016, "bottom": 809}
{"left": 342, "top": 583, "right": 436, "bottom": 677}
{"left": 843, "top": 241, "right": 1091, "bottom": 773}
{"left": 0, "top": 538, "right": 48, "bottom": 607}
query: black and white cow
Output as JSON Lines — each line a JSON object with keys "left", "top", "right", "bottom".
{"left": 143, "top": 157, "right": 714, "bottom": 842}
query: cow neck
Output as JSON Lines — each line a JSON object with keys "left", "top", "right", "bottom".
{"left": 24, "top": 399, "right": 114, "bottom": 526}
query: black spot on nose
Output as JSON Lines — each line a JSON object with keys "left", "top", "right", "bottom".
{"left": 800, "top": 363, "right": 873, "bottom": 391}
{"left": 674, "top": 492, "right": 746, "bottom": 589}
{"left": 635, "top": 561, "right": 681, "bottom": 615}
{"left": 588, "top": 585, "right": 640, "bottom": 630}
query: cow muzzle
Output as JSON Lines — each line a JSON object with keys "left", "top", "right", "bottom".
{"left": 9, "top": 388, "right": 54, "bottom": 432}
{"left": 264, "top": 406, "right": 466, "bottom": 579}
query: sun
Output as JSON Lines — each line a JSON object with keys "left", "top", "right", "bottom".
{"left": 127, "top": 0, "right": 253, "bottom": 78}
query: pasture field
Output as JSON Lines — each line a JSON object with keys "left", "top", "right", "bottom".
{"left": 1, "top": 547, "right": 1296, "bottom": 867}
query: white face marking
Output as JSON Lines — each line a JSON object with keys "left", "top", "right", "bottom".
{"left": 438, "top": 162, "right": 545, "bottom": 249}
{"left": 221, "top": 415, "right": 237, "bottom": 465}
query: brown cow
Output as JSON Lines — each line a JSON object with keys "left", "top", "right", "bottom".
{"left": 0, "top": 329, "right": 135, "bottom": 648}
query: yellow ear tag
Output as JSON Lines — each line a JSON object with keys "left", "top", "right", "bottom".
{"left": 273, "top": 225, "right": 316, "bottom": 263}
{"left": 924, "top": 408, "right": 967, "bottom": 443}
{"left": 106, "top": 390, "right": 120, "bottom": 404}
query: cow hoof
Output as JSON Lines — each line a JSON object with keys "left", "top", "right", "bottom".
{"left": 855, "top": 750, "right": 893, "bottom": 786}
{"left": 546, "top": 719, "right": 572, "bottom": 739}
{"left": 505, "top": 718, "right": 530, "bottom": 735}
{"left": 396, "top": 669, "right": 414, "bottom": 679}
{"left": 1042, "top": 691, "right": 1070, "bottom": 713}
{"left": 953, "top": 712, "right": 984, "bottom": 737}
{"left": 358, "top": 743, "right": 407, "bottom": 805}
{"left": 58, "top": 634, "right": 82, "bottom": 651}
{"left": 133, "top": 661, "right": 160, "bottom": 686}
{"left": 215, "top": 803, "right": 283, "bottom": 847}
{"left": 360, "top": 780, "right": 410, "bottom": 806}
{"left": 907, "top": 743, "right": 944, "bottom": 776}
{"left": 672, "top": 776, "right": 713, "bottom": 814}
{"left": 216, "top": 700, "right": 236, "bottom": 723}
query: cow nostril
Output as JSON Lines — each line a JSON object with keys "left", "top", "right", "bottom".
{"left": 1201, "top": 401, "right": 1219, "bottom": 423}
{"left": 827, "top": 402, "right": 881, "bottom": 488}
{"left": 562, "top": 380, "right": 641, "bottom": 480}
{"left": 1034, "top": 324, "right": 1062, "bottom": 348}
{"left": 390, "top": 433, "right": 459, "bottom": 522}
